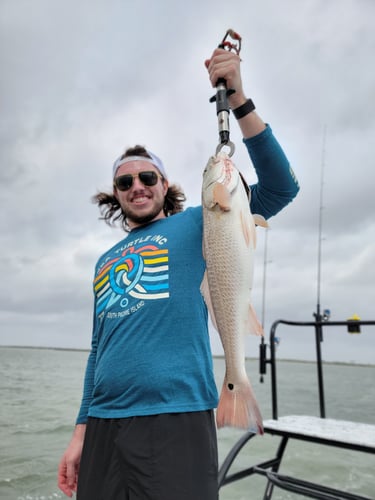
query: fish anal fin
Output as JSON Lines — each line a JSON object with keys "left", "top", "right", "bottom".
{"left": 248, "top": 303, "right": 264, "bottom": 336}
{"left": 213, "top": 183, "right": 231, "bottom": 211}
{"left": 216, "top": 376, "right": 264, "bottom": 433}
{"left": 200, "top": 271, "right": 218, "bottom": 331}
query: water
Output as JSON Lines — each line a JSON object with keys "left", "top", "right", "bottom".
{"left": 0, "top": 346, "right": 374, "bottom": 500}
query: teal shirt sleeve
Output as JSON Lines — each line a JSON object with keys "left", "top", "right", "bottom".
{"left": 244, "top": 124, "right": 300, "bottom": 219}
{"left": 76, "top": 310, "right": 98, "bottom": 424}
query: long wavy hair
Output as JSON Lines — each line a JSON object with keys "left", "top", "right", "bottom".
{"left": 92, "top": 145, "right": 186, "bottom": 232}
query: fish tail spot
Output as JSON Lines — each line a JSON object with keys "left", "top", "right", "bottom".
{"left": 228, "top": 383, "right": 234, "bottom": 391}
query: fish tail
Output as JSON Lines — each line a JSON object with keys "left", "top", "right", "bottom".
{"left": 216, "top": 377, "right": 264, "bottom": 434}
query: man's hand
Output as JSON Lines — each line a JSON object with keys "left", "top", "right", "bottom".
{"left": 58, "top": 424, "right": 86, "bottom": 497}
{"left": 205, "top": 48, "right": 265, "bottom": 139}
{"left": 204, "top": 48, "right": 246, "bottom": 110}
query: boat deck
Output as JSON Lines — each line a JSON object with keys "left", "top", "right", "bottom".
{"left": 264, "top": 415, "right": 375, "bottom": 454}
{"left": 218, "top": 319, "right": 375, "bottom": 500}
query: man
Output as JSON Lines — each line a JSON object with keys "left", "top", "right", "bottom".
{"left": 58, "top": 48, "right": 299, "bottom": 500}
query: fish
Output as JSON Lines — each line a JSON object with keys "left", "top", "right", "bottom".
{"left": 200, "top": 151, "right": 267, "bottom": 433}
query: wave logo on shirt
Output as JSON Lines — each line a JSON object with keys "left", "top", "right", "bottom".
{"left": 94, "top": 244, "right": 169, "bottom": 314}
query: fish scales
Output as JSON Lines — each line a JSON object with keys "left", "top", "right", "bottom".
{"left": 201, "top": 152, "right": 265, "bottom": 433}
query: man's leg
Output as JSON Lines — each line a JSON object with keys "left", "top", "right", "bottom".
{"left": 77, "top": 418, "right": 127, "bottom": 500}
{"left": 114, "top": 411, "right": 219, "bottom": 500}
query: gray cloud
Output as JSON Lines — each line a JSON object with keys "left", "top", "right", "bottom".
{"left": 1, "top": 0, "right": 374, "bottom": 362}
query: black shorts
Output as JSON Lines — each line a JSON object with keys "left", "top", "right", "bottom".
{"left": 77, "top": 411, "right": 218, "bottom": 500}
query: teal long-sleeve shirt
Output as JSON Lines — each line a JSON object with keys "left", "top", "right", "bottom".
{"left": 246, "top": 124, "right": 299, "bottom": 218}
{"left": 76, "top": 124, "right": 299, "bottom": 424}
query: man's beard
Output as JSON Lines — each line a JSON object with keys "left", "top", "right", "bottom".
{"left": 125, "top": 201, "right": 165, "bottom": 227}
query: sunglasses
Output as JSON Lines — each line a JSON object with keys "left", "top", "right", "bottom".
{"left": 114, "top": 171, "right": 163, "bottom": 191}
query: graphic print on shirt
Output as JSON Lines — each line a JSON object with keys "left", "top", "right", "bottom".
{"left": 94, "top": 242, "right": 169, "bottom": 316}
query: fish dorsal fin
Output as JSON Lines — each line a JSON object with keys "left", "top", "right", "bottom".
{"left": 200, "top": 271, "right": 218, "bottom": 331}
{"left": 213, "top": 183, "right": 231, "bottom": 211}
{"left": 253, "top": 214, "right": 268, "bottom": 228}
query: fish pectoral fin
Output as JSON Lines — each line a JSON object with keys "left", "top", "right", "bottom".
{"left": 213, "top": 183, "right": 231, "bottom": 211}
{"left": 240, "top": 210, "right": 256, "bottom": 248}
{"left": 253, "top": 214, "right": 268, "bottom": 228}
{"left": 200, "top": 271, "right": 218, "bottom": 331}
{"left": 248, "top": 303, "right": 264, "bottom": 336}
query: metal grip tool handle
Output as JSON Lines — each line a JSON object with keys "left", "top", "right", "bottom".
{"left": 210, "top": 29, "right": 242, "bottom": 156}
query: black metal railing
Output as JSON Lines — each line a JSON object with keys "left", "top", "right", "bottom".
{"left": 259, "top": 319, "right": 375, "bottom": 420}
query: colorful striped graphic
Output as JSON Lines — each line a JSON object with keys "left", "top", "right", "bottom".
{"left": 94, "top": 244, "right": 169, "bottom": 314}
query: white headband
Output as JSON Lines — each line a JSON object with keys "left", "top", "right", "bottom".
{"left": 112, "top": 150, "right": 168, "bottom": 179}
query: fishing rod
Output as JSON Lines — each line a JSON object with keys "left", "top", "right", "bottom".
{"left": 210, "top": 29, "right": 242, "bottom": 157}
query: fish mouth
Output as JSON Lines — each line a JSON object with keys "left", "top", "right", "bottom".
{"left": 203, "top": 170, "right": 227, "bottom": 187}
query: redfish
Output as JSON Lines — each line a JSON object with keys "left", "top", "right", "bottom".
{"left": 201, "top": 152, "right": 266, "bottom": 433}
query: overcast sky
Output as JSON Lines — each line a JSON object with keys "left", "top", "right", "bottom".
{"left": 1, "top": 0, "right": 374, "bottom": 364}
